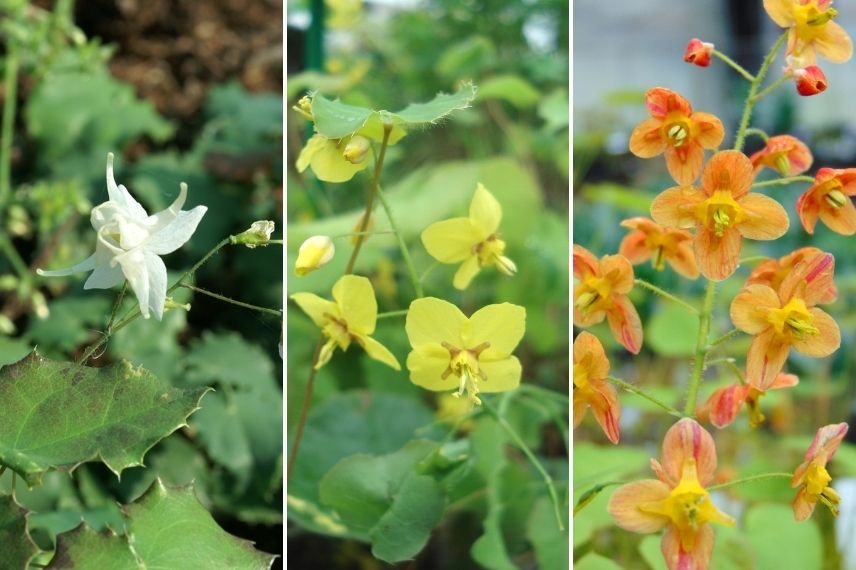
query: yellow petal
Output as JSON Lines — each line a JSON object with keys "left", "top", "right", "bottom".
{"left": 478, "top": 356, "right": 522, "bottom": 392}
{"left": 296, "top": 134, "right": 326, "bottom": 172}
{"left": 466, "top": 303, "right": 526, "bottom": 355}
{"left": 421, "top": 218, "right": 481, "bottom": 263}
{"left": 815, "top": 21, "right": 853, "bottom": 64}
{"left": 453, "top": 256, "right": 481, "bottom": 290}
{"left": 405, "top": 297, "right": 467, "bottom": 348}
{"left": 359, "top": 335, "right": 402, "bottom": 370}
{"left": 290, "top": 292, "right": 339, "bottom": 328}
{"left": 608, "top": 479, "right": 671, "bottom": 533}
{"left": 307, "top": 136, "right": 370, "bottom": 183}
{"left": 469, "top": 183, "right": 502, "bottom": 235}
{"left": 332, "top": 275, "right": 377, "bottom": 334}
{"left": 406, "top": 344, "right": 453, "bottom": 391}
{"left": 763, "top": 0, "right": 795, "bottom": 27}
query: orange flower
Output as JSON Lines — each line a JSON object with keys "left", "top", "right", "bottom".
{"left": 573, "top": 245, "right": 643, "bottom": 354}
{"left": 684, "top": 39, "right": 714, "bottom": 67}
{"left": 792, "top": 422, "right": 849, "bottom": 520}
{"left": 651, "top": 150, "right": 790, "bottom": 281}
{"left": 700, "top": 373, "right": 798, "bottom": 429}
{"left": 746, "top": 247, "right": 838, "bottom": 304}
{"left": 748, "top": 135, "right": 813, "bottom": 176}
{"left": 609, "top": 419, "right": 735, "bottom": 570}
{"left": 619, "top": 217, "right": 699, "bottom": 279}
{"left": 794, "top": 65, "right": 828, "bottom": 95}
{"left": 730, "top": 252, "right": 840, "bottom": 390}
{"left": 629, "top": 87, "right": 725, "bottom": 185}
{"left": 764, "top": 0, "right": 853, "bottom": 65}
{"left": 573, "top": 332, "right": 620, "bottom": 444}
{"left": 797, "top": 167, "right": 856, "bottom": 235}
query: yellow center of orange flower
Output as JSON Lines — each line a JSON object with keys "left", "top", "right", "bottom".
{"left": 664, "top": 115, "right": 692, "bottom": 148}
{"left": 818, "top": 177, "right": 847, "bottom": 208}
{"left": 767, "top": 298, "right": 819, "bottom": 339}
{"left": 745, "top": 388, "right": 766, "bottom": 427}
{"left": 441, "top": 341, "right": 491, "bottom": 405}
{"left": 774, "top": 153, "right": 792, "bottom": 177}
{"left": 698, "top": 191, "right": 746, "bottom": 237}
{"left": 575, "top": 275, "right": 613, "bottom": 313}
{"left": 804, "top": 460, "right": 842, "bottom": 515}
{"left": 795, "top": 2, "right": 837, "bottom": 27}
{"left": 640, "top": 460, "right": 734, "bottom": 550}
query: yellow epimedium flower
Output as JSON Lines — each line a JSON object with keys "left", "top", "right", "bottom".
{"left": 290, "top": 275, "right": 400, "bottom": 370}
{"left": 421, "top": 183, "right": 516, "bottom": 290}
{"left": 296, "top": 133, "right": 372, "bottom": 183}
{"left": 404, "top": 297, "right": 525, "bottom": 405}
{"left": 295, "top": 235, "right": 335, "bottom": 276}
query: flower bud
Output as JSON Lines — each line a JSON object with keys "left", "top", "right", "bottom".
{"left": 343, "top": 135, "right": 371, "bottom": 165}
{"left": 295, "top": 235, "right": 335, "bottom": 276}
{"left": 795, "top": 66, "right": 828, "bottom": 96}
{"left": 684, "top": 38, "right": 714, "bottom": 67}
{"left": 232, "top": 220, "right": 276, "bottom": 248}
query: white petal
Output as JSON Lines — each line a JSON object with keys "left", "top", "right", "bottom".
{"left": 83, "top": 263, "right": 125, "bottom": 290}
{"left": 105, "top": 153, "right": 148, "bottom": 221}
{"left": 36, "top": 253, "right": 96, "bottom": 277}
{"left": 146, "top": 182, "right": 188, "bottom": 233}
{"left": 116, "top": 250, "right": 151, "bottom": 319}
{"left": 145, "top": 206, "right": 208, "bottom": 255}
{"left": 144, "top": 251, "right": 167, "bottom": 320}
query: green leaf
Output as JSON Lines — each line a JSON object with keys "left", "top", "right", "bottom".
{"left": 538, "top": 89, "right": 569, "bottom": 132}
{"left": 184, "top": 331, "right": 275, "bottom": 388}
{"left": 0, "top": 351, "right": 209, "bottom": 486}
{"left": 393, "top": 82, "right": 477, "bottom": 126}
{"left": 369, "top": 473, "right": 445, "bottom": 563}
{"left": 0, "top": 493, "right": 39, "bottom": 569}
{"left": 311, "top": 93, "right": 374, "bottom": 139}
{"left": 47, "top": 480, "right": 276, "bottom": 569}
{"left": 743, "top": 503, "right": 822, "bottom": 569}
{"left": 527, "top": 497, "right": 569, "bottom": 570}
{"left": 477, "top": 74, "right": 540, "bottom": 109}
{"left": 646, "top": 302, "right": 700, "bottom": 357}
{"left": 575, "top": 553, "right": 623, "bottom": 570}
{"left": 25, "top": 296, "right": 110, "bottom": 354}
{"left": 581, "top": 182, "right": 654, "bottom": 213}
{"left": 435, "top": 36, "right": 496, "bottom": 79}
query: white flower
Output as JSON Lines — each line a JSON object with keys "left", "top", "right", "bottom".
{"left": 37, "top": 153, "right": 207, "bottom": 320}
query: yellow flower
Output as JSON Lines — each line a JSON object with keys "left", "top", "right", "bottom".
{"left": 405, "top": 297, "right": 525, "bottom": 405}
{"left": 290, "top": 275, "right": 400, "bottom": 370}
{"left": 421, "top": 183, "right": 516, "bottom": 290}
{"left": 295, "top": 235, "right": 335, "bottom": 276}
{"left": 296, "top": 134, "right": 371, "bottom": 183}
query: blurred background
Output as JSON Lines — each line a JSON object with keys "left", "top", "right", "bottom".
{"left": 574, "top": 1, "right": 856, "bottom": 568}
{"left": 0, "top": 0, "right": 283, "bottom": 564}
{"left": 287, "top": 0, "right": 569, "bottom": 567}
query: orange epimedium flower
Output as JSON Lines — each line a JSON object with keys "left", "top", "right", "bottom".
{"left": 651, "top": 150, "right": 790, "bottom": 281}
{"left": 573, "top": 332, "right": 620, "bottom": 444}
{"left": 765, "top": 0, "right": 853, "bottom": 65}
{"left": 792, "top": 422, "right": 849, "bottom": 520}
{"left": 749, "top": 135, "right": 813, "bottom": 176}
{"left": 701, "top": 373, "right": 798, "bottom": 429}
{"left": 609, "top": 419, "right": 735, "bottom": 570}
{"left": 619, "top": 217, "right": 699, "bottom": 279}
{"left": 797, "top": 167, "right": 856, "bottom": 235}
{"left": 630, "top": 87, "right": 725, "bottom": 185}
{"left": 747, "top": 247, "right": 838, "bottom": 303}
{"left": 573, "top": 245, "right": 643, "bottom": 354}
{"left": 731, "top": 252, "right": 840, "bottom": 390}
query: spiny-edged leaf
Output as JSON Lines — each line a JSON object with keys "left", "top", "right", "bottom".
{"left": 0, "top": 351, "right": 209, "bottom": 486}
{"left": 319, "top": 440, "right": 438, "bottom": 531}
{"left": 369, "top": 472, "right": 445, "bottom": 563}
{"left": 184, "top": 331, "right": 275, "bottom": 388}
{"left": 0, "top": 493, "right": 39, "bottom": 569}
{"left": 392, "top": 82, "right": 476, "bottom": 125}
{"left": 47, "top": 525, "right": 138, "bottom": 570}
{"left": 122, "top": 480, "right": 275, "bottom": 569}
{"left": 311, "top": 94, "right": 374, "bottom": 139}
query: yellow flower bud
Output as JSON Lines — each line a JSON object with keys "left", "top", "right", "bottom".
{"left": 343, "top": 135, "right": 371, "bottom": 164}
{"left": 295, "top": 235, "right": 335, "bottom": 276}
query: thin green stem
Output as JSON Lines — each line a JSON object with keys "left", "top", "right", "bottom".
{"left": 608, "top": 377, "right": 683, "bottom": 418}
{"left": 286, "top": 335, "right": 324, "bottom": 483}
{"left": 345, "top": 124, "right": 392, "bottom": 275}
{"left": 685, "top": 280, "right": 716, "bottom": 416}
{"left": 709, "top": 472, "right": 792, "bottom": 491}
{"left": 377, "top": 309, "right": 408, "bottom": 320}
{"left": 708, "top": 328, "right": 742, "bottom": 348}
{"left": 0, "top": 234, "right": 28, "bottom": 278}
{"left": 518, "top": 383, "right": 571, "bottom": 406}
{"left": 724, "top": 359, "right": 747, "bottom": 385}
{"left": 481, "top": 398, "right": 565, "bottom": 531}
{"left": 174, "top": 237, "right": 231, "bottom": 294}
{"left": 574, "top": 481, "right": 626, "bottom": 516}
{"left": 106, "top": 282, "right": 128, "bottom": 333}
{"left": 634, "top": 278, "right": 699, "bottom": 315}
{"left": 752, "top": 75, "right": 790, "bottom": 103}
{"left": 376, "top": 186, "right": 424, "bottom": 298}
{"left": 752, "top": 175, "right": 814, "bottom": 188}
{"left": 0, "top": 45, "right": 18, "bottom": 212}
{"left": 267, "top": 239, "right": 284, "bottom": 245}
{"left": 733, "top": 32, "right": 787, "bottom": 151}
{"left": 180, "top": 284, "right": 282, "bottom": 317}
{"left": 744, "top": 127, "right": 770, "bottom": 142}
{"left": 0, "top": 465, "right": 6, "bottom": 479}
{"left": 420, "top": 261, "right": 440, "bottom": 282}
{"left": 712, "top": 49, "right": 755, "bottom": 81}
{"left": 738, "top": 255, "right": 769, "bottom": 265}
{"left": 331, "top": 230, "right": 395, "bottom": 240}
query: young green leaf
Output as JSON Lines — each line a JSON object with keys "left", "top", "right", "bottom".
{"left": 0, "top": 351, "right": 209, "bottom": 486}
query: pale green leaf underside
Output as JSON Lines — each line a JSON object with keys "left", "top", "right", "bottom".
{"left": 47, "top": 480, "right": 276, "bottom": 569}
{"left": 0, "top": 351, "right": 209, "bottom": 486}
{"left": 311, "top": 82, "right": 476, "bottom": 141}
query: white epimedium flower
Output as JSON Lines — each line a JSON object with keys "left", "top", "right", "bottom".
{"left": 37, "top": 153, "right": 207, "bottom": 320}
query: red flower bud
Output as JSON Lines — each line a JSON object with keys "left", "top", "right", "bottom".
{"left": 795, "top": 66, "right": 828, "bottom": 96}
{"left": 684, "top": 38, "right": 714, "bottom": 67}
